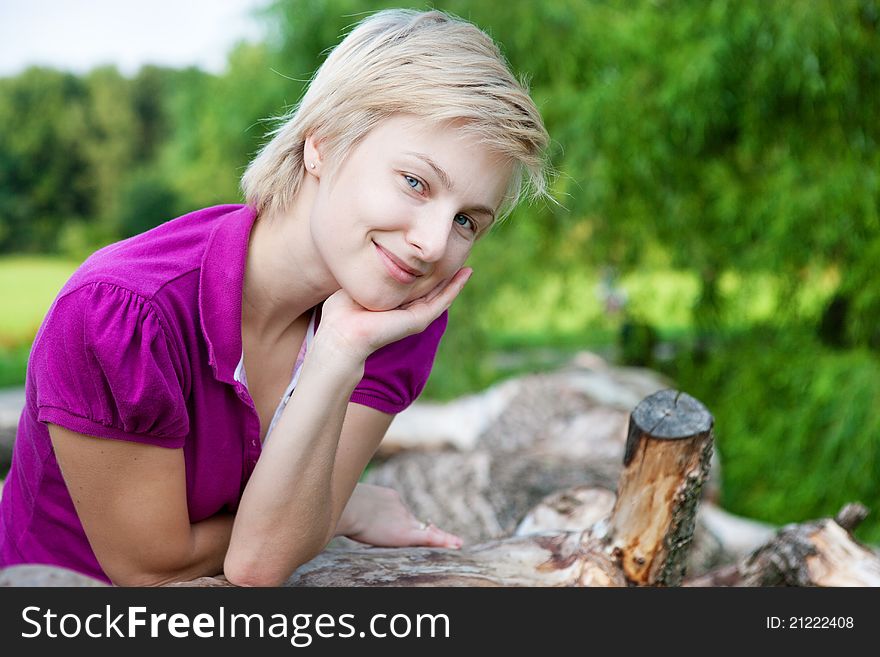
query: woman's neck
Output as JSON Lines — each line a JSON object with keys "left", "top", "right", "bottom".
{"left": 241, "top": 187, "right": 336, "bottom": 344}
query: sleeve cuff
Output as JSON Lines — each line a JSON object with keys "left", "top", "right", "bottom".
{"left": 349, "top": 391, "right": 405, "bottom": 415}
{"left": 37, "top": 406, "right": 187, "bottom": 448}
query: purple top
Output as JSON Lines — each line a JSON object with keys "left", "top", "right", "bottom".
{"left": 0, "top": 204, "right": 446, "bottom": 583}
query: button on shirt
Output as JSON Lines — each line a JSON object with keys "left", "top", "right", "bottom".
{"left": 0, "top": 204, "right": 447, "bottom": 583}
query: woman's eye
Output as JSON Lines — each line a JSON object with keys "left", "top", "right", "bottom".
{"left": 454, "top": 214, "right": 476, "bottom": 232}
{"left": 403, "top": 175, "right": 424, "bottom": 193}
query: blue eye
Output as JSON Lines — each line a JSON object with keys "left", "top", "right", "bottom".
{"left": 404, "top": 175, "right": 424, "bottom": 192}
{"left": 454, "top": 214, "right": 476, "bottom": 232}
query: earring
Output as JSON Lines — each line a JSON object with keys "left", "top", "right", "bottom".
{"left": 309, "top": 162, "right": 316, "bottom": 170}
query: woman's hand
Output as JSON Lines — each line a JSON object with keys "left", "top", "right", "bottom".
{"left": 318, "top": 267, "right": 473, "bottom": 362}
{"left": 336, "top": 483, "right": 463, "bottom": 549}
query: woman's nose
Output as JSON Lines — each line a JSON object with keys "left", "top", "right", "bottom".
{"left": 406, "top": 211, "right": 453, "bottom": 262}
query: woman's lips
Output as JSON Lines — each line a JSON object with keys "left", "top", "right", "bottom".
{"left": 374, "top": 242, "right": 421, "bottom": 284}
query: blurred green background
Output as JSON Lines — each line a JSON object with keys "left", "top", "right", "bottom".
{"left": 1, "top": 0, "right": 878, "bottom": 542}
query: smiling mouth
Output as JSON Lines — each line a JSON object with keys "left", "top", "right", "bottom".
{"left": 373, "top": 242, "right": 424, "bottom": 283}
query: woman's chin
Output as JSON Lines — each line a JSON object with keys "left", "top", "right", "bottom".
{"left": 344, "top": 279, "right": 426, "bottom": 312}
{"left": 349, "top": 293, "right": 406, "bottom": 313}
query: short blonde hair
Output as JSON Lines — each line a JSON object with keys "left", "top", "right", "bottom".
{"left": 241, "top": 9, "right": 550, "bottom": 220}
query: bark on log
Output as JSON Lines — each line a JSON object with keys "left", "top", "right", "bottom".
{"left": 169, "top": 532, "right": 627, "bottom": 587}
{"left": 166, "top": 532, "right": 627, "bottom": 587}
{"left": 514, "top": 486, "right": 617, "bottom": 537}
{"left": 0, "top": 564, "right": 108, "bottom": 587}
{"left": 287, "top": 532, "right": 628, "bottom": 587}
{"left": 512, "top": 485, "right": 775, "bottom": 576}
{"left": 685, "top": 503, "right": 880, "bottom": 587}
{"left": 602, "top": 389, "right": 714, "bottom": 586}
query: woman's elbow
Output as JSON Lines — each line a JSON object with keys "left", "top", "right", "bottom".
{"left": 224, "top": 562, "right": 286, "bottom": 588}
{"left": 224, "top": 551, "right": 313, "bottom": 587}
{"left": 106, "top": 566, "right": 191, "bottom": 587}
{"left": 224, "top": 525, "right": 332, "bottom": 587}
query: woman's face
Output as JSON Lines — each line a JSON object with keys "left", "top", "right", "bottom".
{"left": 308, "top": 115, "right": 513, "bottom": 311}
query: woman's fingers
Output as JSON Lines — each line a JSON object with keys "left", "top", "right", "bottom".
{"left": 434, "top": 267, "right": 472, "bottom": 307}
{"left": 412, "top": 520, "right": 464, "bottom": 549}
{"left": 400, "top": 268, "right": 472, "bottom": 327}
{"left": 318, "top": 267, "right": 474, "bottom": 356}
{"left": 407, "top": 267, "right": 472, "bottom": 308}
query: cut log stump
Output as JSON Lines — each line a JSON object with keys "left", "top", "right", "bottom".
{"left": 602, "top": 389, "right": 714, "bottom": 586}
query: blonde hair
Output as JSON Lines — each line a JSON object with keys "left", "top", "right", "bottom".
{"left": 241, "top": 9, "right": 550, "bottom": 220}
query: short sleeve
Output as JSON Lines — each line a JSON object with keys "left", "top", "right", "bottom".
{"left": 32, "top": 282, "right": 190, "bottom": 447}
{"left": 350, "top": 311, "right": 448, "bottom": 415}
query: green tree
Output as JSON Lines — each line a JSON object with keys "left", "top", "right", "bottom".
{"left": 81, "top": 66, "right": 139, "bottom": 226}
{"left": 0, "top": 68, "right": 93, "bottom": 252}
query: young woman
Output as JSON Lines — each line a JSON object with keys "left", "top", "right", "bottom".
{"left": 0, "top": 9, "right": 550, "bottom": 586}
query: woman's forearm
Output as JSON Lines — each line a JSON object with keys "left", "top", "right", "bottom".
{"left": 224, "top": 333, "right": 365, "bottom": 586}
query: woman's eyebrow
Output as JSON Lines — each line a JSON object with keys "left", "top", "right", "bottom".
{"left": 470, "top": 205, "right": 496, "bottom": 221}
{"left": 403, "top": 151, "right": 496, "bottom": 220}
{"left": 404, "top": 151, "right": 454, "bottom": 191}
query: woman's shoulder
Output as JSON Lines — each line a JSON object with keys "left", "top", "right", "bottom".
{"left": 60, "top": 204, "right": 249, "bottom": 303}
{"left": 30, "top": 279, "right": 192, "bottom": 442}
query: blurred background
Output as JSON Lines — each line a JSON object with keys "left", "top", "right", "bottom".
{"left": 1, "top": 0, "right": 878, "bottom": 542}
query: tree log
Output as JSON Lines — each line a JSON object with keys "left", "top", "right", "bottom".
{"left": 167, "top": 531, "right": 627, "bottom": 587}
{"left": 602, "top": 389, "right": 714, "bottom": 586}
{"left": 685, "top": 503, "right": 880, "bottom": 587}
{"left": 0, "top": 564, "right": 108, "bottom": 587}
{"left": 514, "top": 485, "right": 617, "bottom": 537}
{"left": 365, "top": 365, "right": 721, "bottom": 559}
{"left": 379, "top": 353, "right": 671, "bottom": 456}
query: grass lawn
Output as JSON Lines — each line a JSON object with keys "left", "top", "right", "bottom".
{"left": 0, "top": 255, "right": 81, "bottom": 347}
{"left": 0, "top": 255, "right": 81, "bottom": 386}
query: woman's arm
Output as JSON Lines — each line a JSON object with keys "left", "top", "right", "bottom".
{"left": 223, "top": 335, "right": 365, "bottom": 586}
{"left": 49, "top": 423, "right": 234, "bottom": 586}
{"left": 224, "top": 269, "right": 472, "bottom": 586}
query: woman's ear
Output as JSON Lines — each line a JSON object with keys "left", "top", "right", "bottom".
{"left": 303, "top": 134, "right": 323, "bottom": 176}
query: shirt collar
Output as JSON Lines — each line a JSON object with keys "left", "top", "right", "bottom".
{"left": 198, "top": 204, "right": 257, "bottom": 384}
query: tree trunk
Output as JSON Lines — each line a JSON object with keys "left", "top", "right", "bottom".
{"left": 602, "top": 390, "right": 714, "bottom": 586}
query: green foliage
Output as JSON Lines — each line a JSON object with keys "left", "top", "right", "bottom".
{"left": 668, "top": 326, "right": 880, "bottom": 543}
{"left": 0, "top": 68, "right": 92, "bottom": 252}
{"left": 158, "top": 45, "right": 290, "bottom": 209}
{"left": 0, "top": 64, "right": 187, "bottom": 253}
{"left": 80, "top": 67, "right": 139, "bottom": 224}
{"left": 115, "top": 168, "right": 181, "bottom": 238}
{"left": 0, "top": 344, "right": 30, "bottom": 388}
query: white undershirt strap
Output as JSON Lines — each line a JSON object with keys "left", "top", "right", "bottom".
{"left": 233, "top": 310, "right": 317, "bottom": 445}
